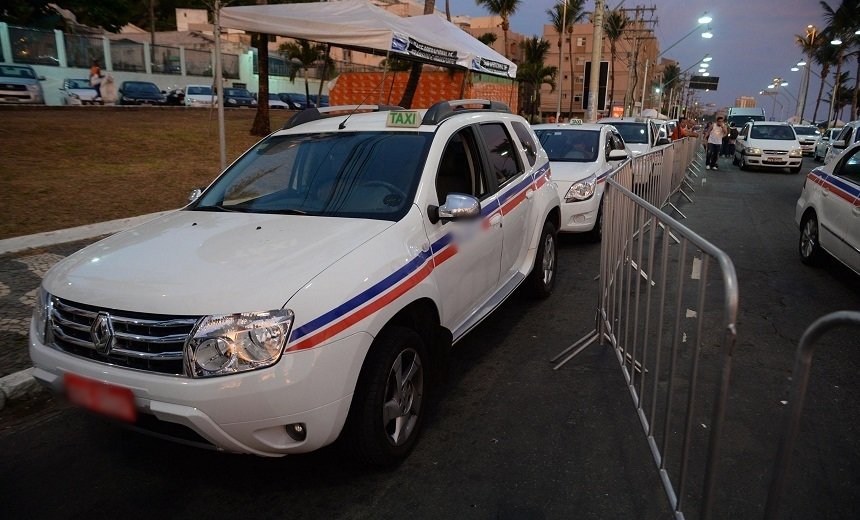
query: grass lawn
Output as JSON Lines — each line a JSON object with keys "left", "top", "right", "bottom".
{"left": 0, "top": 106, "right": 295, "bottom": 240}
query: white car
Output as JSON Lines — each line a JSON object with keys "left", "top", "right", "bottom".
{"left": 184, "top": 84, "right": 216, "bottom": 107}
{"left": 29, "top": 99, "right": 561, "bottom": 465}
{"left": 824, "top": 120, "right": 860, "bottom": 165}
{"left": 792, "top": 124, "right": 820, "bottom": 156}
{"left": 533, "top": 121, "right": 629, "bottom": 240}
{"left": 596, "top": 117, "right": 668, "bottom": 156}
{"left": 813, "top": 127, "right": 842, "bottom": 162}
{"left": 733, "top": 121, "right": 803, "bottom": 173}
{"left": 60, "top": 78, "right": 99, "bottom": 105}
{"left": 267, "top": 93, "right": 290, "bottom": 109}
{"left": 796, "top": 140, "right": 860, "bottom": 274}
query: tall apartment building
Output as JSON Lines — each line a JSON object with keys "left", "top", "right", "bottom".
{"left": 539, "top": 17, "right": 661, "bottom": 120}
{"left": 734, "top": 96, "right": 757, "bottom": 108}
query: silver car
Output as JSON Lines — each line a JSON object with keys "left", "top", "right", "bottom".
{"left": 0, "top": 64, "right": 45, "bottom": 104}
{"left": 60, "top": 78, "right": 99, "bottom": 105}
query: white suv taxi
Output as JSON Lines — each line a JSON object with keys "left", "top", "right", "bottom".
{"left": 734, "top": 121, "right": 803, "bottom": 173}
{"left": 533, "top": 120, "right": 629, "bottom": 240}
{"left": 30, "top": 100, "right": 561, "bottom": 465}
{"left": 796, "top": 141, "right": 860, "bottom": 274}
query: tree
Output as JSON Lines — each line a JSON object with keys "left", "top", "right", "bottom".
{"left": 819, "top": 0, "right": 858, "bottom": 124}
{"left": 475, "top": 0, "right": 522, "bottom": 60}
{"left": 477, "top": 32, "right": 498, "bottom": 46}
{"left": 280, "top": 39, "right": 329, "bottom": 107}
{"left": 660, "top": 62, "right": 680, "bottom": 115}
{"left": 603, "top": 9, "right": 629, "bottom": 116}
{"left": 398, "top": 0, "right": 436, "bottom": 109}
{"left": 0, "top": 0, "right": 140, "bottom": 32}
{"left": 547, "top": 1, "right": 586, "bottom": 116}
{"left": 812, "top": 42, "right": 839, "bottom": 122}
{"left": 517, "top": 37, "right": 557, "bottom": 122}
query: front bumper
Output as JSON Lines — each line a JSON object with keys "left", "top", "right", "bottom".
{"left": 30, "top": 321, "right": 372, "bottom": 456}
{"left": 0, "top": 91, "right": 43, "bottom": 104}
{"left": 557, "top": 181, "right": 603, "bottom": 233}
{"left": 744, "top": 154, "right": 802, "bottom": 168}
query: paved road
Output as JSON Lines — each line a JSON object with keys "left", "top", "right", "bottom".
{"left": 1, "top": 156, "right": 858, "bottom": 519}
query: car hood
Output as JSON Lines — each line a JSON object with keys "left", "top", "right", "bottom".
{"left": 1, "top": 77, "right": 39, "bottom": 86}
{"left": 549, "top": 161, "right": 604, "bottom": 183}
{"left": 747, "top": 139, "right": 798, "bottom": 150}
{"left": 626, "top": 143, "right": 651, "bottom": 155}
{"left": 67, "top": 88, "right": 96, "bottom": 99}
{"left": 43, "top": 210, "right": 392, "bottom": 316}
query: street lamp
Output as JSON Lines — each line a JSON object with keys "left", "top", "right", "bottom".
{"left": 701, "top": 26, "right": 714, "bottom": 39}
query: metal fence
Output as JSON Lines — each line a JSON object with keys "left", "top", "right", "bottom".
{"left": 63, "top": 34, "right": 105, "bottom": 69}
{"left": 151, "top": 44, "right": 181, "bottom": 75}
{"left": 554, "top": 143, "right": 739, "bottom": 519}
{"left": 223, "top": 52, "right": 240, "bottom": 79}
{"left": 110, "top": 40, "right": 145, "bottom": 72}
{"left": 185, "top": 48, "right": 213, "bottom": 77}
{"left": 764, "top": 310, "right": 860, "bottom": 519}
{"left": 9, "top": 26, "right": 58, "bottom": 66}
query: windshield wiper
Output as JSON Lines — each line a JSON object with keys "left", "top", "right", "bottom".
{"left": 254, "top": 208, "right": 308, "bottom": 215}
{"left": 192, "top": 204, "right": 246, "bottom": 213}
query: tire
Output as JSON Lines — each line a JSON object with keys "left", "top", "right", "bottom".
{"left": 343, "top": 326, "right": 427, "bottom": 467}
{"left": 739, "top": 154, "right": 749, "bottom": 171}
{"left": 527, "top": 219, "right": 558, "bottom": 298}
{"left": 799, "top": 212, "right": 824, "bottom": 266}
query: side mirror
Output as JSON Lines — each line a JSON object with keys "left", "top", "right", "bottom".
{"left": 188, "top": 188, "right": 203, "bottom": 203}
{"left": 832, "top": 139, "right": 846, "bottom": 148}
{"left": 607, "top": 149, "right": 628, "bottom": 161}
{"left": 655, "top": 137, "right": 671, "bottom": 146}
{"left": 428, "top": 194, "right": 481, "bottom": 224}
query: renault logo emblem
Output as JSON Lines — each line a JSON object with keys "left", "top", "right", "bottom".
{"left": 91, "top": 312, "right": 114, "bottom": 355}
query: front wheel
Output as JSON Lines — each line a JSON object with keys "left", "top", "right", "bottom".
{"left": 343, "top": 326, "right": 427, "bottom": 467}
{"left": 527, "top": 219, "right": 558, "bottom": 298}
{"left": 799, "top": 213, "right": 824, "bottom": 266}
{"left": 739, "top": 154, "right": 749, "bottom": 171}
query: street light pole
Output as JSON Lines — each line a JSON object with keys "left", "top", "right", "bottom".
{"left": 586, "top": 0, "right": 605, "bottom": 122}
{"left": 555, "top": 0, "right": 568, "bottom": 122}
{"left": 795, "top": 25, "right": 816, "bottom": 121}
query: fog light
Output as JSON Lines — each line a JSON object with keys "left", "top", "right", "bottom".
{"left": 286, "top": 423, "right": 306, "bottom": 441}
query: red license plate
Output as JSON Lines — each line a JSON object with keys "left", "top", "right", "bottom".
{"left": 65, "top": 373, "right": 137, "bottom": 423}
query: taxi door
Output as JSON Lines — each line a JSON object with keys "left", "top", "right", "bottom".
{"left": 823, "top": 146, "right": 860, "bottom": 272}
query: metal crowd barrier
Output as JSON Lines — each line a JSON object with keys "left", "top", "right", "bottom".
{"left": 630, "top": 137, "right": 701, "bottom": 213}
{"left": 553, "top": 155, "right": 739, "bottom": 520}
{"left": 764, "top": 311, "right": 860, "bottom": 519}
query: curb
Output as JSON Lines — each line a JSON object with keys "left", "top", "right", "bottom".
{"left": 1, "top": 211, "right": 177, "bottom": 410}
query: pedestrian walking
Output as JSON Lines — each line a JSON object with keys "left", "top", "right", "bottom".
{"left": 705, "top": 117, "right": 727, "bottom": 170}
{"left": 727, "top": 125, "right": 738, "bottom": 158}
{"left": 89, "top": 59, "right": 103, "bottom": 101}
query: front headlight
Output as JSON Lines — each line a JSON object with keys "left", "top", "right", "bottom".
{"left": 184, "top": 309, "right": 294, "bottom": 377}
{"left": 564, "top": 173, "right": 597, "bottom": 202}
{"left": 26, "top": 84, "right": 39, "bottom": 92}
{"left": 32, "top": 286, "right": 52, "bottom": 343}
{"left": 227, "top": 98, "right": 237, "bottom": 104}
{"left": 746, "top": 147, "right": 762, "bottom": 156}
{"left": 251, "top": 99, "right": 258, "bottom": 105}
{"left": 789, "top": 148, "right": 803, "bottom": 157}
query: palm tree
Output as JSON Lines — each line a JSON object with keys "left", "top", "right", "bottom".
{"left": 547, "top": 1, "right": 586, "bottom": 116}
{"left": 660, "top": 62, "right": 680, "bottom": 115}
{"left": 518, "top": 37, "right": 557, "bottom": 121}
{"left": 824, "top": 70, "right": 853, "bottom": 120}
{"left": 812, "top": 42, "right": 839, "bottom": 122}
{"left": 398, "top": 0, "right": 436, "bottom": 109}
{"left": 795, "top": 30, "right": 823, "bottom": 120}
{"left": 280, "top": 39, "right": 328, "bottom": 107}
{"left": 477, "top": 33, "right": 498, "bottom": 46}
{"left": 475, "top": 0, "right": 522, "bottom": 60}
{"left": 603, "top": 9, "right": 629, "bottom": 116}
{"left": 819, "top": 0, "right": 857, "bottom": 124}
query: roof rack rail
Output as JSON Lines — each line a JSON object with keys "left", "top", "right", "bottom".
{"left": 422, "top": 99, "right": 511, "bottom": 126}
{"left": 282, "top": 104, "right": 404, "bottom": 129}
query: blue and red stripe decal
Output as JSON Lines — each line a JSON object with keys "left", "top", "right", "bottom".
{"left": 286, "top": 162, "right": 552, "bottom": 352}
{"left": 808, "top": 169, "right": 860, "bottom": 206}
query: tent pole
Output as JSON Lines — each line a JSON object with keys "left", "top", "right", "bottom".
{"left": 459, "top": 69, "right": 470, "bottom": 98}
{"left": 379, "top": 50, "right": 390, "bottom": 105}
{"left": 509, "top": 79, "right": 516, "bottom": 109}
{"left": 214, "top": 0, "right": 226, "bottom": 171}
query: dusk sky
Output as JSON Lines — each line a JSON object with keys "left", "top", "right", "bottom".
{"left": 448, "top": 0, "right": 839, "bottom": 121}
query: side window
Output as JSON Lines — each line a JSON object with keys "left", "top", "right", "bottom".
{"left": 435, "top": 128, "right": 487, "bottom": 204}
{"left": 478, "top": 123, "right": 523, "bottom": 186}
{"left": 836, "top": 147, "right": 860, "bottom": 185}
{"left": 511, "top": 121, "right": 538, "bottom": 167}
{"left": 838, "top": 127, "right": 852, "bottom": 144}
{"left": 611, "top": 132, "right": 626, "bottom": 150}
{"left": 604, "top": 131, "right": 613, "bottom": 158}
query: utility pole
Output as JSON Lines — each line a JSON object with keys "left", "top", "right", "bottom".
{"left": 556, "top": 0, "right": 568, "bottom": 122}
{"left": 214, "top": 0, "right": 226, "bottom": 170}
{"left": 586, "top": 0, "right": 605, "bottom": 122}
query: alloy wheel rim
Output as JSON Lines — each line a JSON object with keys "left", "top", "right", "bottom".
{"left": 801, "top": 218, "right": 817, "bottom": 258}
{"left": 543, "top": 234, "right": 555, "bottom": 285}
{"left": 382, "top": 347, "right": 423, "bottom": 447}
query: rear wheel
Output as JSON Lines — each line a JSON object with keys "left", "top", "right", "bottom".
{"left": 527, "top": 219, "right": 557, "bottom": 298}
{"left": 343, "top": 326, "right": 426, "bottom": 467}
{"left": 799, "top": 212, "right": 824, "bottom": 266}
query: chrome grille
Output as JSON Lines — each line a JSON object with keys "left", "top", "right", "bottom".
{"left": 763, "top": 150, "right": 788, "bottom": 155}
{"left": 48, "top": 297, "right": 200, "bottom": 375}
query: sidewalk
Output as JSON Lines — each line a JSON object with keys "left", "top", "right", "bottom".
{"left": 0, "top": 212, "right": 170, "bottom": 409}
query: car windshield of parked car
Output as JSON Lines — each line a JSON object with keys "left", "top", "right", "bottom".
{"left": 225, "top": 88, "right": 252, "bottom": 98}
{"left": 751, "top": 125, "right": 796, "bottom": 140}
{"left": 534, "top": 129, "right": 600, "bottom": 162}
{"left": 793, "top": 126, "right": 819, "bottom": 136}
{"left": 125, "top": 82, "right": 160, "bottom": 95}
{"left": 268, "top": 93, "right": 282, "bottom": 100}
{"left": 194, "top": 131, "right": 433, "bottom": 221}
{"left": 609, "top": 122, "right": 649, "bottom": 144}
{"left": 0, "top": 65, "right": 35, "bottom": 79}
{"left": 186, "top": 86, "right": 211, "bottom": 95}
{"left": 68, "top": 79, "right": 92, "bottom": 89}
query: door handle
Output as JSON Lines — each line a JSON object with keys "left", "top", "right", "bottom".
{"left": 489, "top": 214, "right": 502, "bottom": 227}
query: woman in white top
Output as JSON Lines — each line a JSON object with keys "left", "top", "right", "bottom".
{"left": 705, "top": 117, "right": 727, "bottom": 169}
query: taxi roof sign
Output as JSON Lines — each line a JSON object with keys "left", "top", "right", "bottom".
{"left": 569, "top": 119, "right": 584, "bottom": 125}
{"left": 387, "top": 110, "right": 421, "bottom": 128}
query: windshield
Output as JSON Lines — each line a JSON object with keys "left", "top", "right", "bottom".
{"left": 793, "top": 126, "right": 819, "bottom": 136}
{"left": 186, "top": 86, "right": 212, "bottom": 95}
{"left": 728, "top": 115, "right": 765, "bottom": 128}
{"left": 611, "top": 123, "right": 649, "bottom": 144}
{"left": 225, "top": 88, "right": 252, "bottom": 98}
{"left": 534, "top": 129, "right": 600, "bottom": 162}
{"left": 0, "top": 65, "right": 35, "bottom": 79}
{"left": 125, "top": 82, "right": 160, "bottom": 94}
{"left": 750, "top": 125, "right": 796, "bottom": 140}
{"left": 194, "top": 131, "right": 432, "bottom": 221}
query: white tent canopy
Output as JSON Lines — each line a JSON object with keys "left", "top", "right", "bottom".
{"left": 219, "top": 0, "right": 516, "bottom": 78}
